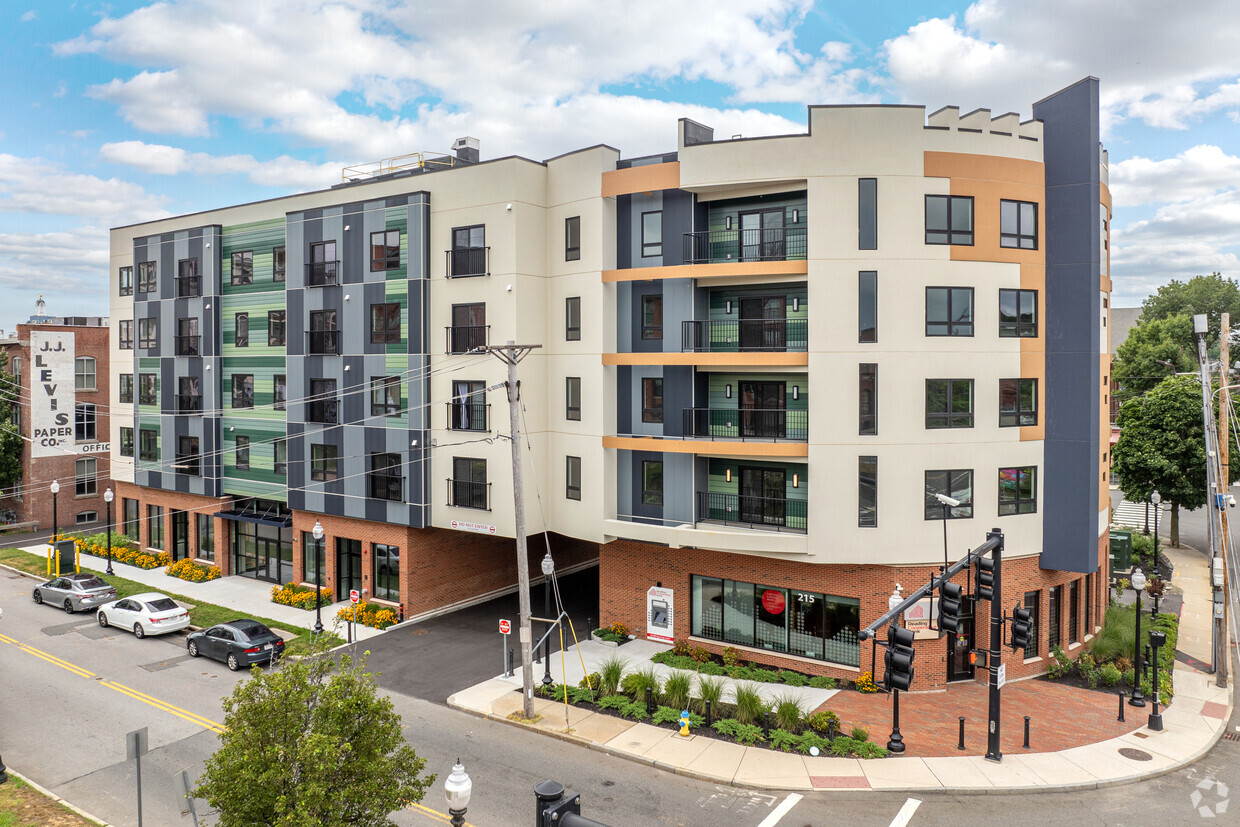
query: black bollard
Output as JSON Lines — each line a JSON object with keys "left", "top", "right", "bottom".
{"left": 704, "top": 699, "right": 712, "bottom": 727}
{"left": 508, "top": 648, "right": 515, "bottom": 677}
{"left": 958, "top": 717, "right": 965, "bottom": 751}
{"left": 763, "top": 711, "right": 771, "bottom": 737}
{"left": 827, "top": 719, "right": 836, "bottom": 742}
{"left": 1023, "top": 716, "right": 1030, "bottom": 749}
{"left": 645, "top": 686, "right": 654, "bottom": 715}
{"left": 1118, "top": 691, "right": 1126, "bottom": 722}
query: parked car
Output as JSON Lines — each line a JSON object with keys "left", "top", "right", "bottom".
{"left": 33, "top": 573, "right": 117, "bottom": 613}
{"left": 187, "top": 619, "right": 285, "bottom": 671}
{"left": 97, "top": 593, "right": 191, "bottom": 638}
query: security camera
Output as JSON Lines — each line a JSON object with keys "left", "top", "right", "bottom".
{"left": 1230, "top": 495, "right": 1237, "bottom": 509}
{"left": 935, "top": 493, "right": 961, "bottom": 508}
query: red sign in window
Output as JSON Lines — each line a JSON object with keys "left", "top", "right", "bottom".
{"left": 761, "top": 589, "right": 786, "bottom": 614}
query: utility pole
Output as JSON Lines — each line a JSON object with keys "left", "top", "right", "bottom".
{"left": 1193, "top": 314, "right": 1226, "bottom": 681}
{"left": 479, "top": 341, "right": 542, "bottom": 717}
{"left": 1219, "top": 313, "right": 1231, "bottom": 688}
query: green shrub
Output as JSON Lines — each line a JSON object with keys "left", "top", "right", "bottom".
{"left": 698, "top": 661, "right": 726, "bottom": 676}
{"left": 733, "top": 684, "right": 766, "bottom": 726}
{"left": 852, "top": 740, "right": 887, "bottom": 759}
{"left": 623, "top": 666, "right": 662, "bottom": 702}
{"left": 689, "top": 645, "right": 713, "bottom": 663}
{"left": 619, "top": 699, "right": 649, "bottom": 720}
{"left": 651, "top": 651, "right": 698, "bottom": 670}
{"left": 578, "top": 672, "right": 601, "bottom": 691}
{"left": 1098, "top": 663, "right": 1122, "bottom": 687}
{"left": 598, "top": 695, "right": 629, "bottom": 711}
{"left": 769, "top": 729, "right": 801, "bottom": 752}
{"left": 568, "top": 685, "right": 596, "bottom": 704}
{"left": 829, "top": 736, "right": 861, "bottom": 757}
{"left": 599, "top": 654, "right": 628, "bottom": 697}
{"left": 772, "top": 692, "right": 807, "bottom": 731}
{"left": 721, "top": 647, "right": 741, "bottom": 667}
{"left": 711, "top": 718, "right": 765, "bottom": 746}
{"left": 662, "top": 670, "right": 693, "bottom": 711}
{"left": 806, "top": 710, "right": 840, "bottom": 735}
{"left": 779, "top": 670, "right": 807, "bottom": 687}
{"left": 652, "top": 706, "right": 704, "bottom": 728}
{"left": 807, "top": 675, "right": 836, "bottom": 689}
{"left": 795, "top": 732, "right": 831, "bottom": 755}
{"left": 672, "top": 638, "right": 692, "bottom": 657}
{"left": 536, "top": 682, "right": 562, "bottom": 698}
{"left": 1091, "top": 605, "right": 1139, "bottom": 662}
{"left": 1122, "top": 667, "right": 1136, "bottom": 686}
{"left": 850, "top": 726, "right": 869, "bottom": 743}
{"left": 694, "top": 675, "right": 725, "bottom": 715}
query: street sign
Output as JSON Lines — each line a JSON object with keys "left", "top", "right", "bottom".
{"left": 450, "top": 519, "right": 497, "bottom": 535}
{"left": 349, "top": 589, "right": 360, "bottom": 604}
{"left": 126, "top": 727, "right": 148, "bottom": 759}
{"left": 499, "top": 618, "right": 511, "bottom": 635}
{"left": 997, "top": 663, "right": 1007, "bottom": 689}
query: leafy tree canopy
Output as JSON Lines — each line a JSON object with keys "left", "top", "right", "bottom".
{"left": 1140, "top": 272, "right": 1240, "bottom": 342}
{"left": 1112, "top": 314, "right": 1196, "bottom": 399}
{"left": 195, "top": 641, "right": 434, "bottom": 827}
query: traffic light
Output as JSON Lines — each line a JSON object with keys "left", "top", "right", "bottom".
{"left": 975, "top": 555, "right": 995, "bottom": 601}
{"left": 884, "top": 625, "right": 916, "bottom": 691}
{"left": 1010, "top": 604, "right": 1033, "bottom": 651}
{"left": 939, "top": 580, "right": 963, "bottom": 634}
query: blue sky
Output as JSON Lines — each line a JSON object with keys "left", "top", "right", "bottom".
{"left": 2, "top": 0, "right": 1238, "bottom": 333}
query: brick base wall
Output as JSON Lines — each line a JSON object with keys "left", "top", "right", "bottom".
{"left": 599, "top": 533, "right": 1110, "bottom": 690}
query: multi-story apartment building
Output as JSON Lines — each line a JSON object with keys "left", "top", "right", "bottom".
{"left": 108, "top": 78, "right": 1110, "bottom": 688}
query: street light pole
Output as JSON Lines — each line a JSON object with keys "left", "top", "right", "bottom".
{"left": 311, "top": 521, "right": 324, "bottom": 636}
{"left": 443, "top": 760, "right": 471, "bottom": 827}
{"left": 104, "top": 488, "right": 114, "bottom": 575}
{"left": 50, "top": 479, "right": 60, "bottom": 547}
{"left": 542, "top": 551, "right": 555, "bottom": 687}
{"left": 886, "top": 585, "right": 904, "bottom": 755}
{"left": 1129, "top": 567, "right": 1147, "bottom": 707}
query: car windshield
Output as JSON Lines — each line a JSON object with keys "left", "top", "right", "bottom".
{"left": 145, "top": 598, "right": 179, "bottom": 612}
{"left": 76, "top": 578, "right": 108, "bottom": 590}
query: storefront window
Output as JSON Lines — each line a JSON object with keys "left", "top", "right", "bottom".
{"left": 197, "top": 513, "right": 214, "bottom": 562}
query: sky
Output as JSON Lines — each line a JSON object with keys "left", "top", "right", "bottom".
{"left": 1, "top": 0, "right": 1239, "bottom": 333}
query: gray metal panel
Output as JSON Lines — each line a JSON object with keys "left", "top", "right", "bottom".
{"left": 662, "top": 366, "right": 692, "bottom": 438}
{"left": 616, "top": 282, "right": 633, "bottom": 353}
{"left": 617, "top": 365, "right": 632, "bottom": 434}
{"left": 616, "top": 449, "right": 632, "bottom": 518}
{"left": 662, "top": 279, "right": 693, "bottom": 353}
{"left": 663, "top": 452, "right": 694, "bottom": 525}
{"left": 662, "top": 190, "right": 692, "bottom": 267}
{"left": 628, "top": 366, "right": 660, "bottom": 437}
{"left": 617, "top": 195, "right": 632, "bottom": 270}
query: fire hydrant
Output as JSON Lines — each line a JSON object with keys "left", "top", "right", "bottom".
{"left": 679, "top": 709, "right": 691, "bottom": 737}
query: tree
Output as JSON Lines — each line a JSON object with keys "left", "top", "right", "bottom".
{"left": 1112, "top": 375, "right": 1238, "bottom": 547}
{"left": 0, "top": 366, "right": 22, "bottom": 492}
{"left": 195, "top": 642, "right": 434, "bottom": 826}
{"left": 1111, "top": 314, "right": 1196, "bottom": 400}
{"left": 1141, "top": 272, "right": 1240, "bottom": 343}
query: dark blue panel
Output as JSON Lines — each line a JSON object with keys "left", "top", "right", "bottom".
{"left": 617, "top": 195, "right": 632, "bottom": 270}
{"left": 663, "top": 366, "right": 692, "bottom": 438}
{"left": 662, "top": 190, "right": 693, "bottom": 266}
{"left": 617, "top": 366, "right": 632, "bottom": 434}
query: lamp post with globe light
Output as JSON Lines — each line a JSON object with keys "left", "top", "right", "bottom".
{"left": 311, "top": 521, "right": 325, "bottom": 636}
{"left": 542, "top": 551, "right": 555, "bottom": 687}
{"left": 103, "top": 488, "right": 114, "bottom": 575}
{"left": 444, "top": 760, "right": 471, "bottom": 827}
{"left": 49, "top": 479, "right": 60, "bottom": 549}
{"left": 1129, "top": 567, "right": 1148, "bottom": 707}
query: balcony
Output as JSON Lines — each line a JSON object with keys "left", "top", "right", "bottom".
{"left": 447, "top": 479, "right": 491, "bottom": 510}
{"left": 176, "top": 394, "right": 203, "bottom": 415}
{"left": 175, "top": 335, "right": 201, "bottom": 356}
{"left": 446, "top": 246, "right": 489, "bottom": 278}
{"left": 681, "top": 319, "right": 808, "bottom": 352}
{"left": 683, "top": 227, "right": 807, "bottom": 265}
{"left": 306, "top": 261, "right": 339, "bottom": 287}
{"left": 368, "top": 473, "right": 403, "bottom": 502}
{"left": 307, "top": 330, "right": 339, "bottom": 355}
{"left": 307, "top": 397, "right": 338, "bottom": 424}
{"left": 682, "top": 408, "right": 808, "bottom": 442}
{"left": 447, "top": 401, "right": 489, "bottom": 431}
{"left": 696, "top": 491, "right": 806, "bottom": 533}
{"left": 176, "top": 276, "right": 201, "bottom": 298}
{"left": 445, "top": 325, "right": 489, "bottom": 355}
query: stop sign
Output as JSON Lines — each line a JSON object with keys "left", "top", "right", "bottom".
{"left": 349, "top": 589, "right": 360, "bottom": 604}
{"left": 499, "top": 618, "right": 511, "bottom": 635}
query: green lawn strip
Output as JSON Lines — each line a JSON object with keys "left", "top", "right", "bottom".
{"left": 0, "top": 774, "right": 102, "bottom": 826}
{"left": 0, "top": 546, "right": 342, "bottom": 654}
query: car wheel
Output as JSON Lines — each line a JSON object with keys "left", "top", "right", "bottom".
{"left": 133, "top": 624, "right": 145, "bottom": 639}
{"left": 63, "top": 599, "right": 75, "bottom": 614}
{"left": 187, "top": 640, "right": 199, "bottom": 657}
{"left": 226, "top": 653, "right": 240, "bottom": 672}
{"left": 97, "top": 611, "right": 109, "bottom": 627}
{"left": 33, "top": 589, "right": 42, "bottom": 604}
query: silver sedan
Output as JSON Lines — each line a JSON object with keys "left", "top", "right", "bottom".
{"left": 33, "top": 573, "right": 118, "bottom": 614}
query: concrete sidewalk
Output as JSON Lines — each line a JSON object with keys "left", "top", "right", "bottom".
{"left": 448, "top": 548, "right": 1233, "bottom": 793}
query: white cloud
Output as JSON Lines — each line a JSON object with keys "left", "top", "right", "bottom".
{"left": 20, "top": 10, "right": 36, "bottom": 22}
{"left": 0, "top": 226, "right": 108, "bottom": 294}
{"left": 99, "top": 140, "right": 343, "bottom": 190}
{"left": 1110, "top": 146, "right": 1240, "bottom": 207}
{"left": 0, "top": 153, "right": 168, "bottom": 224}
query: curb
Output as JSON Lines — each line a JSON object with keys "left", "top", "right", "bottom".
{"left": 5, "top": 768, "right": 113, "bottom": 826}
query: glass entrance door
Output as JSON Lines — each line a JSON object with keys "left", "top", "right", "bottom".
{"left": 171, "top": 510, "right": 189, "bottom": 561}
{"left": 739, "top": 381, "right": 786, "bottom": 438}
{"left": 739, "top": 296, "right": 785, "bottom": 351}
{"left": 739, "top": 209, "right": 785, "bottom": 261}
{"left": 740, "top": 466, "right": 786, "bottom": 526}
{"left": 336, "top": 538, "right": 362, "bottom": 599}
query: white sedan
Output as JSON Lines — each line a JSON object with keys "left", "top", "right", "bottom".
{"left": 97, "top": 593, "right": 191, "bottom": 638}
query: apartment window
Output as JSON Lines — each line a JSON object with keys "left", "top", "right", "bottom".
{"left": 148, "top": 505, "right": 164, "bottom": 549}
{"left": 309, "top": 378, "right": 338, "bottom": 423}
{"left": 235, "top": 436, "right": 250, "bottom": 470}
{"left": 999, "top": 289, "right": 1038, "bottom": 338}
{"left": 926, "top": 287, "right": 973, "bottom": 336}
{"left": 139, "top": 428, "right": 159, "bottom": 462}
{"left": 123, "top": 498, "right": 139, "bottom": 539}
{"left": 197, "top": 513, "right": 214, "bottom": 561}
{"left": 858, "top": 271, "right": 877, "bottom": 343}
{"left": 450, "top": 380, "right": 486, "bottom": 430}
{"left": 274, "top": 438, "right": 287, "bottom": 476}
{"left": 75, "top": 457, "right": 97, "bottom": 496}
{"left": 1068, "top": 580, "right": 1080, "bottom": 644}
{"left": 1048, "top": 584, "right": 1062, "bottom": 650}
{"left": 268, "top": 310, "right": 286, "bottom": 346}
{"left": 1000, "top": 378, "right": 1038, "bottom": 426}
{"left": 118, "top": 320, "right": 133, "bottom": 350}
{"left": 567, "top": 456, "right": 583, "bottom": 501}
{"left": 370, "top": 376, "right": 401, "bottom": 417}
{"left": 308, "top": 240, "right": 338, "bottom": 286}
{"left": 177, "top": 436, "right": 201, "bottom": 476}
{"left": 925, "top": 469, "right": 973, "bottom": 519}
{"left": 75, "top": 403, "right": 96, "bottom": 441}
{"left": 307, "top": 309, "right": 338, "bottom": 355}
{"left": 138, "top": 317, "right": 158, "bottom": 349}
{"left": 1023, "top": 591, "right": 1041, "bottom": 657}
{"left": 448, "top": 303, "right": 486, "bottom": 353}
{"left": 310, "top": 444, "right": 339, "bottom": 482}
{"left": 176, "top": 317, "right": 200, "bottom": 356}
{"left": 859, "top": 364, "right": 877, "bottom": 435}
{"left": 371, "top": 229, "right": 401, "bottom": 271}
{"left": 999, "top": 466, "right": 1037, "bottom": 515}
{"left": 369, "top": 453, "right": 403, "bottom": 501}
{"left": 925, "top": 195, "right": 974, "bottom": 245}
{"left": 1085, "top": 573, "right": 1094, "bottom": 634}
{"left": 231, "top": 251, "right": 254, "bottom": 285}
{"left": 273, "top": 375, "right": 286, "bottom": 411}
{"left": 925, "top": 379, "right": 973, "bottom": 429}
{"left": 75, "top": 357, "right": 96, "bottom": 391}
{"left": 859, "top": 456, "right": 877, "bottom": 527}
{"left": 640, "top": 210, "right": 662, "bottom": 257}
{"left": 449, "top": 225, "right": 487, "bottom": 277}
{"left": 565, "top": 216, "right": 581, "bottom": 261}
{"left": 232, "top": 374, "right": 254, "bottom": 409}
{"left": 641, "top": 377, "right": 663, "bottom": 423}
{"left": 139, "top": 373, "right": 158, "bottom": 405}
{"left": 178, "top": 258, "right": 201, "bottom": 296}
{"left": 641, "top": 295, "right": 662, "bottom": 340}
{"left": 119, "top": 427, "right": 134, "bottom": 457}
{"left": 1000, "top": 200, "right": 1038, "bottom": 249}
{"left": 273, "top": 246, "right": 286, "bottom": 281}
{"left": 641, "top": 460, "right": 662, "bottom": 505}
{"left": 138, "top": 261, "right": 156, "bottom": 293}
{"left": 451, "top": 457, "right": 489, "bottom": 509}
{"left": 566, "top": 377, "right": 581, "bottom": 421}
{"left": 565, "top": 297, "right": 581, "bottom": 341}
{"left": 858, "top": 178, "right": 877, "bottom": 250}
{"left": 119, "top": 266, "right": 133, "bottom": 296}
{"left": 374, "top": 543, "right": 400, "bottom": 601}
{"left": 235, "top": 313, "right": 249, "bottom": 348}
{"left": 370, "top": 302, "right": 401, "bottom": 344}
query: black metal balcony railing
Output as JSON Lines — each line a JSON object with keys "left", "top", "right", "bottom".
{"left": 177, "top": 394, "right": 202, "bottom": 415}
{"left": 306, "top": 261, "right": 339, "bottom": 287}
{"left": 368, "top": 473, "right": 403, "bottom": 502}
{"left": 307, "top": 398, "right": 339, "bottom": 424}
{"left": 682, "top": 408, "right": 808, "bottom": 441}
{"left": 307, "top": 330, "right": 339, "bottom": 355}
{"left": 175, "top": 335, "right": 201, "bottom": 356}
{"left": 697, "top": 491, "right": 807, "bottom": 533}
{"left": 447, "top": 401, "right": 489, "bottom": 431}
{"left": 682, "top": 227, "right": 808, "bottom": 264}
{"left": 446, "top": 247, "right": 489, "bottom": 278}
{"left": 176, "top": 276, "right": 201, "bottom": 297}
{"left": 681, "top": 319, "right": 808, "bottom": 352}
{"left": 447, "top": 479, "right": 491, "bottom": 510}
{"left": 446, "top": 325, "right": 489, "bottom": 355}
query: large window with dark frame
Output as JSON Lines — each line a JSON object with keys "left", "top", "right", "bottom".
{"left": 273, "top": 246, "right": 286, "bottom": 281}
{"left": 370, "top": 376, "right": 401, "bottom": 417}
{"left": 641, "top": 378, "right": 663, "bottom": 423}
{"left": 641, "top": 210, "right": 662, "bottom": 257}
{"left": 370, "top": 230, "right": 401, "bottom": 271}
{"left": 310, "top": 444, "right": 338, "bottom": 482}
{"left": 147, "top": 505, "right": 164, "bottom": 549}
{"left": 75, "top": 457, "right": 97, "bottom": 496}
{"left": 177, "top": 436, "right": 201, "bottom": 476}
{"left": 925, "top": 287, "right": 973, "bottom": 336}
{"left": 119, "top": 266, "right": 133, "bottom": 296}
{"left": 859, "top": 363, "right": 877, "bottom": 435}
{"left": 690, "top": 575, "right": 861, "bottom": 666}
{"left": 302, "top": 531, "right": 322, "bottom": 585}
{"left": 858, "top": 178, "right": 877, "bottom": 250}
{"left": 859, "top": 456, "right": 877, "bottom": 527}
{"left": 273, "top": 375, "right": 286, "bottom": 411}
{"left": 1000, "top": 200, "right": 1038, "bottom": 249}
{"left": 566, "top": 456, "right": 583, "bottom": 501}
{"left": 230, "top": 251, "right": 253, "bottom": 285}
{"left": 641, "top": 295, "right": 662, "bottom": 340}
{"left": 925, "top": 469, "right": 973, "bottom": 519}
{"left": 565, "top": 216, "right": 581, "bottom": 261}
{"left": 925, "top": 195, "right": 974, "bottom": 245}
{"left": 1048, "top": 585, "right": 1061, "bottom": 650}
{"left": 235, "top": 313, "right": 249, "bottom": 348}
{"left": 268, "top": 310, "right": 286, "bottom": 346}
{"left": 1068, "top": 579, "right": 1079, "bottom": 644}
{"left": 309, "top": 310, "right": 337, "bottom": 354}
{"left": 232, "top": 374, "right": 254, "bottom": 409}
{"left": 858, "top": 271, "right": 877, "bottom": 342}
{"left": 450, "top": 457, "right": 488, "bottom": 509}
{"left": 139, "top": 429, "right": 159, "bottom": 462}
{"left": 565, "top": 377, "right": 581, "bottom": 421}
{"left": 137, "top": 261, "right": 156, "bottom": 293}
{"left": 449, "top": 225, "right": 486, "bottom": 277}
{"left": 138, "top": 317, "right": 158, "bottom": 349}
{"left": 138, "top": 373, "right": 158, "bottom": 405}
{"left": 308, "top": 240, "right": 338, "bottom": 286}
{"left": 999, "top": 466, "right": 1037, "bottom": 515}
{"left": 368, "top": 453, "right": 402, "bottom": 501}
{"left": 118, "top": 320, "right": 133, "bottom": 350}
{"left": 119, "top": 427, "right": 134, "bottom": 457}
{"left": 75, "top": 403, "right": 96, "bottom": 441}
{"left": 373, "top": 543, "right": 400, "bottom": 601}
{"left": 925, "top": 379, "right": 973, "bottom": 428}
{"left": 235, "top": 436, "right": 250, "bottom": 470}
{"left": 123, "top": 498, "right": 139, "bottom": 539}
{"left": 999, "top": 378, "right": 1037, "bottom": 426}
{"left": 308, "top": 378, "right": 337, "bottom": 423}
{"left": 565, "top": 296, "right": 581, "bottom": 341}
{"left": 178, "top": 258, "right": 201, "bottom": 296}
{"left": 1023, "top": 590, "right": 1040, "bottom": 657}
{"left": 641, "top": 460, "right": 662, "bottom": 505}
{"left": 999, "top": 289, "right": 1038, "bottom": 337}
{"left": 370, "top": 302, "right": 401, "bottom": 344}
{"left": 274, "top": 438, "right": 287, "bottom": 476}
{"left": 197, "top": 513, "right": 214, "bottom": 561}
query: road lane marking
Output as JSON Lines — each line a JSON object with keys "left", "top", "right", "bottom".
{"left": 0, "top": 634, "right": 97, "bottom": 678}
{"left": 889, "top": 797, "right": 922, "bottom": 827}
{"left": 757, "top": 793, "right": 802, "bottom": 827}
